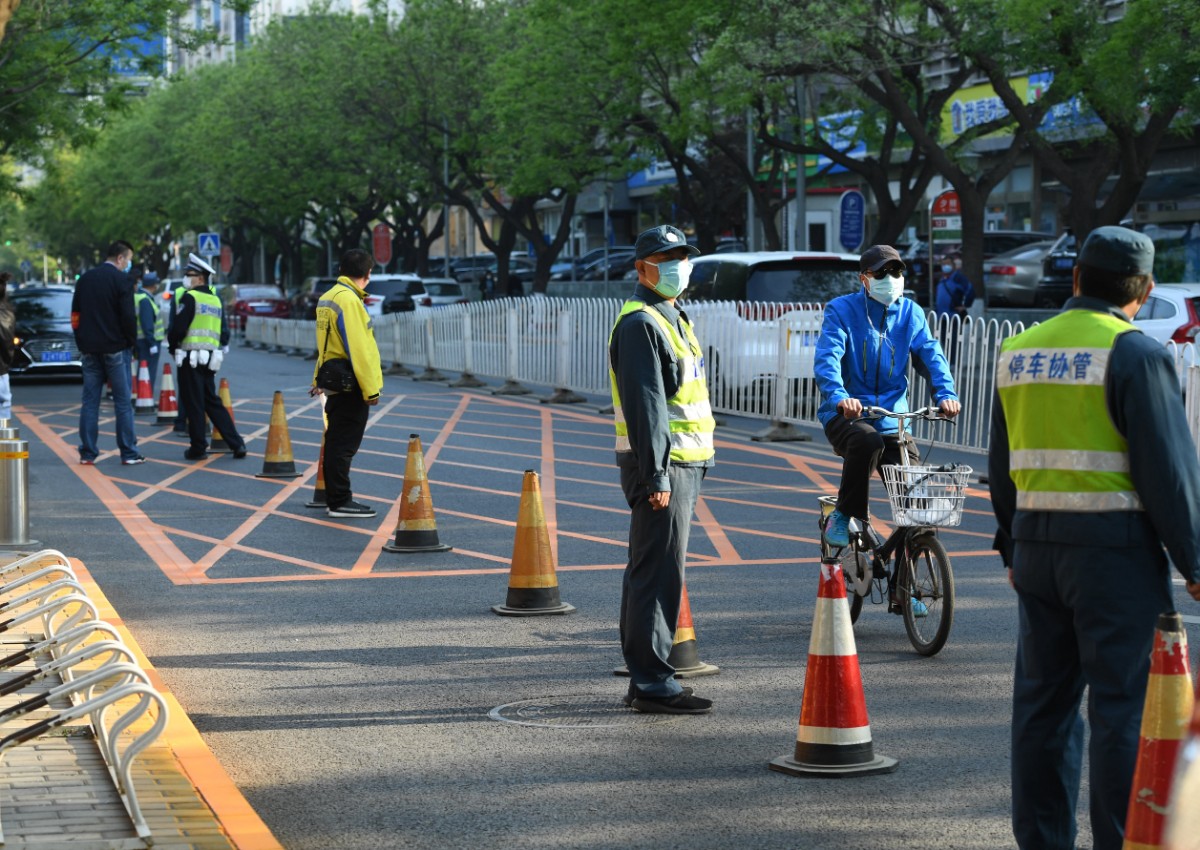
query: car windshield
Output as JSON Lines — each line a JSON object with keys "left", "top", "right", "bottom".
{"left": 368, "top": 279, "right": 424, "bottom": 296}
{"left": 11, "top": 290, "right": 73, "bottom": 323}
{"left": 235, "top": 286, "right": 284, "bottom": 299}
{"left": 745, "top": 260, "right": 862, "bottom": 303}
{"left": 424, "top": 282, "right": 462, "bottom": 297}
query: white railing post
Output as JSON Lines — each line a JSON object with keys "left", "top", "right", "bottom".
{"left": 494, "top": 305, "right": 531, "bottom": 395}
{"left": 544, "top": 310, "right": 585, "bottom": 404}
{"left": 451, "top": 309, "right": 486, "bottom": 388}
{"left": 415, "top": 313, "right": 445, "bottom": 381}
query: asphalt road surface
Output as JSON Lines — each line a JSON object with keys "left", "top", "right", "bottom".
{"left": 8, "top": 344, "right": 1198, "bottom": 850}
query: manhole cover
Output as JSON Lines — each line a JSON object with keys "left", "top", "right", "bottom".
{"left": 489, "top": 694, "right": 682, "bottom": 728}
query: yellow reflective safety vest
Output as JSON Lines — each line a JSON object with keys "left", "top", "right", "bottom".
{"left": 180, "top": 289, "right": 223, "bottom": 351}
{"left": 609, "top": 300, "right": 715, "bottom": 464}
{"left": 134, "top": 290, "right": 165, "bottom": 341}
{"left": 996, "top": 309, "right": 1142, "bottom": 512}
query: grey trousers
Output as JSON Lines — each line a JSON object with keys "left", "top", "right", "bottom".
{"left": 618, "top": 464, "right": 704, "bottom": 697}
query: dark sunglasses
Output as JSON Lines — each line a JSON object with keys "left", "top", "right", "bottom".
{"left": 864, "top": 265, "right": 904, "bottom": 279}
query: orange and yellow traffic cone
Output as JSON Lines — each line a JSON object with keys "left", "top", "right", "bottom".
{"left": 209, "top": 377, "right": 236, "bottom": 453}
{"left": 770, "top": 557, "right": 897, "bottom": 778}
{"left": 613, "top": 581, "right": 718, "bottom": 678}
{"left": 492, "top": 469, "right": 575, "bottom": 616}
{"left": 304, "top": 433, "right": 327, "bottom": 508}
{"left": 255, "top": 391, "right": 300, "bottom": 479}
{"left": 1164, "top": 669, "right": 1200, "bottom": 850}
{"left": 134, "top": 360, "right": 155, "bottom": 416}
{"left": 155, "top": 363, "right": 178, "bottom": 425}
{"left": 1124, "top": 611, "right": 1194, "bottom": 850}
{"left": 382, "top": 434, "right": 452, "bottom": 553}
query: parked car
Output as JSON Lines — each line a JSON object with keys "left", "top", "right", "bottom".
{"left": 1035, "top": 231, "right": 1078, "bottom": 308}
{"left": 549, "top": 246, "right": 635, "bottom": 281}
{"left": 223, "top": 283, "right": 290, "bottom": 331}
{"left": 365, "top": 274, "right": 425, "bottom": 317}
{"left": 907, "top": 230, "right": 1053, "bottom": 304}
{"left": 686, "top": 250, "right": 861, "bottom": 304}
{"left": 580, "top": 252, "right": 638, "bottom": 281}
{"left": 451, "top": 255, "right": 497, "bottom": 285}
{"left": 415, "top": 278, "right": 469, "bottom": 308}
{"left": 7, "top": 286, "right": 83, "bottom": 376}
{"left": 291, "top": 276, "right": 340, "bottom": 320}
{"left": 982, "top": 241, "right": 1057, "bottom": 307}
{"left": 1133, "top": 283, "right": 1200, "bottom": 344}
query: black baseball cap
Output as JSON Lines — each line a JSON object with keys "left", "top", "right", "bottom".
{"left": 634, "top": 225, "right": 701, "bottom": 260}
{"left": 859, "top": 244, "right": 905, "bottom": 273}
{"left": 1078, "top": 226, "right": 1154, "bottom": 276}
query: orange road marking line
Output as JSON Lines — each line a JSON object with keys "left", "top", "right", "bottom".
{"left": 160, "top": 526, "right": 351, "bottom": 576}
{"left": 693, "top": 497, "right": 741, "bottom": 562}
{"left": 539, "top": 407, "right": 560, "bottom": 564}
{"left": 715, "top": 524, "right": 823, "bottom": 545}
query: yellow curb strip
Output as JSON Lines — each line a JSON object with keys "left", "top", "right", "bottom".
{"left": 69, "top": 559, "right": 284, "bottom": 850}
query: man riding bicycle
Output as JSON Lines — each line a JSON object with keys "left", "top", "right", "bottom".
{"left": 814, "top": 244, "right": 961, "bottom": 549}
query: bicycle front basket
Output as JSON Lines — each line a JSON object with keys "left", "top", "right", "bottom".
{"left": 880, "top": 464, "right": 973, "bottom": 527}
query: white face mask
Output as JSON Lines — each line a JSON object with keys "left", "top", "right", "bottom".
{"left": 646, "top": 258, "right": 692, "bottom": 298}
{"left": 866, "top": 273, "right": 904, "bottom": 306}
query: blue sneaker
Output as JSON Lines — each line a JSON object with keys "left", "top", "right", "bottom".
{"left": 825, "top": 509, "right": 851, "bottom": 548}
{"left": 910, "top": 596, "right": 929, "bottom": 618}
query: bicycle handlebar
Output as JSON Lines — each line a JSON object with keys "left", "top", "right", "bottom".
{"left": 860, "top": 405, "right": 958, "bottom": 424}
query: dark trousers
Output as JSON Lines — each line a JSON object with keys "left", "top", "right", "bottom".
{"left": 618, "top": 464, "right": 704, "bottom": 698}
{"left": 823, "top": 414, "right": 917, "bottom": 520}
{"left": 177, "top": 361, "right": 243, "bottom": 455}
{"left": 323, "top": 391, "right": 369, "bottom": 508}
{"left": 1010, "top": 539, "right": 1171, "bottom": 850}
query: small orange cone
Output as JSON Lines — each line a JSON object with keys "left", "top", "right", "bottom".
{"left": 209, "top": 377, "right": 235, "bottom": 453}
{"left": 492, "top": 469, "right": 574, "bottom": 616}
{"left": 134, "top": 360, "right": 155, "bottom": 415}
{"left": 770, "top": 557, "right": 897, "bottom": 778}
{"left": 382, "top": 434, "right": 452, "bottom": 554}
{"left": 1164, "top": 669, "right": 1200, "bottom": 850}
{"left": 255, "top": 391, "right": 300, "bottom": 479}
{"left": 155, "top": 363, "right": 178, "bottom": 425}
{"left": 1123, "top": 611, "right": 1193, "bottom": 850}
{"left": 614, "top": 582, "right": 718, "bottom": 678}
{"left": 304, "top": 434, "right": 327, "bottom": 508}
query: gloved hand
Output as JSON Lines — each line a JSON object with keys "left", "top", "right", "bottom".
{"left": 209, "top": 349, "right": 224, "bottom": 373}
{"left": 221, "top": 346, "right": 229, "bottom": 355}
{"left": 188, "top": 350, "right": 199, "bottom": 368}
{"left": 149, "top": 345, "right": 159, "bottom": 355}
{"left": 198, "top": 349, "right": 211, "bottom": 368}
{"left": 175, "top": 349, "right": 187, "bottom": 368}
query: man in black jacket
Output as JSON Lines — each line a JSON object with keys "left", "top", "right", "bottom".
{"left": 71, "top": 240, "right": 144, "bottom": 465}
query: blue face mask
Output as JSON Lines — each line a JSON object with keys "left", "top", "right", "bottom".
{"left": 646, "top": 258, "right": 692, "bottom": 299}
{"left": 941, "top": 264, "right": 954, "bottom": 275}
{"left": 123, "top": 258, "right": 133, "bottom": 273}
{"left": 867, "top": 273, "right": 904, "bottom": 306}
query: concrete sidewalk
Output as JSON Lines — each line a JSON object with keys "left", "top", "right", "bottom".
{"left": 0, "top": 553, "right": 281, "bottom": 850}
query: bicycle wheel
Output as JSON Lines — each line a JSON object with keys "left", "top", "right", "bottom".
{"left": 839, "top": 547, "right": 868, "bottom": 624}
{"left": 900, "top": 532, "right": 954, "bottom": 656}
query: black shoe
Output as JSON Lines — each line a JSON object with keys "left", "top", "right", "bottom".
{"left": 121, "top": 455, "right": 147, "bottom": 466}
{"left": 327, "top": 500, "right": 377, "bottom": 518}
{"left": 631, "top": 691, "right": 712, "bottom": 715}
{"left": 623, "top": 684, "right": 692, "bottom": 708}
{"left": 232, "top": 446, "right": 248, "bottom": 459}
{"left": 184, "top": 449, "right": 209, "bottom": 460}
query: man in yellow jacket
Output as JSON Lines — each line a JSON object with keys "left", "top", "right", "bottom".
{"left": 312, "top": 248, "right": 384, "bottom": 518}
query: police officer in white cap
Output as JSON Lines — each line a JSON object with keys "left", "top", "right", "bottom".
{"left": 167, "top": 253, "right": 246, "bottom": 460}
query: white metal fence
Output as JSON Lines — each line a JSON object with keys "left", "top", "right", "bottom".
{"left": 245, "top": 300, "right": 1200, "bottom": 455}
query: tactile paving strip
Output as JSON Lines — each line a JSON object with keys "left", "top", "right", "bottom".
{"left": 488, "top": 694, "right": 683, "bottom": 728}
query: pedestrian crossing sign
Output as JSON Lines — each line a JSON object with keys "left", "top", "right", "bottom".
{"left": 198, "top": 233, "right": 220, "bottom": 256}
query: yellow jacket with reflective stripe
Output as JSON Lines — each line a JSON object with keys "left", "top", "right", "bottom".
{"left": 181, "top": 290, "right": 222, "bottom": 351}
{"left": 997, "top": 309, "right": 1141, "bottom": 512}
{"left": 313, "top": 277, "right": 383, "bottom": 401}
{"left": 609, "top": 300, "right": 715, "bottom": 464}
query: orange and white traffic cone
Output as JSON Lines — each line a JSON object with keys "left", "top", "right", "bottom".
{"left": 1124, "top": 611, "right": 1193, "bottom": 850}
{"left": 614, "top": 581, "right": 718, "bottom": 678}
{"left": 155, "top": 363, "right": 178, "bottom": 425}
{"left": 770, "top": 557, "right": 897, "bottom": 778}
{"left": 492, "top": 469, "right": 574, "bottom": 616}
{"left": 382, "top": 434, "right": 452, "bottom": 553}
{"left": 255, "top": 391, "right": 300, "bottom": 479}
{"left": 304, "top": 433, "right": 327, "bottom": 508}
{"left": 1164, "top": 665, "right": 1200, "bottom": 850}
{"left": 208, "top": 377, "right": 235, "bottom": 453}
{"left": 134, "top": 360, "right": 155, "bottom": 416}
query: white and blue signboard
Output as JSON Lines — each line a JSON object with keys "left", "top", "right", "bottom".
{"left": 198, "top": 233, "right": 221, "bottom": 256}
{"left": 838, "top": 190, "right": 866, "bottom": 253}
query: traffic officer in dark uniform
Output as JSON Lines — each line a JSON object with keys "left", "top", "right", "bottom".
{"left": 989, "top": 226, "right": 1200, "bottom": 850}
{"left": 134, "top": 272, "right": 165, "bottom": 395}
{"left": 167, "top": 253, "right": 246, "bottom": 461}
{"left": 608, "top": 224, "right": 715, "bottom": 715}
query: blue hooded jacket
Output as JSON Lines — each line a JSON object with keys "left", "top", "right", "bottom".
{"left": 814, "top": 288, "right": 957, "bottom": 434}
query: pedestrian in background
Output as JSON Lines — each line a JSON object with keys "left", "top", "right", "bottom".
{"left": 608, "top": 224, "right": 715, "bottom": 715}
{"left": 935, "top": 252, "right": 974, "bottom": 363}
{"left": 71, "top": 240, "right": 143, "bottom": 465}
{"left": 168, "top": 253, "right": 245, "bottom": 461}
{"left": 165, "top": 274, "right": 191, "bottom": 436}
{"left": 989, "top": 225, "right": 1200, "bottom": 850}
{"left": 134, "top": 272, "right": 165, "bottom": 394}
{"left": 0, "top": 272, "right": 14, "bottom": 420}
{"left": 312, "top": 248, "right": 383, "bottom": 519}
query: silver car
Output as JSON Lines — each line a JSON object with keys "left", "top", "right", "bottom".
{"left": 982, "top": 241, "right": 1056, "bottom": 307}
